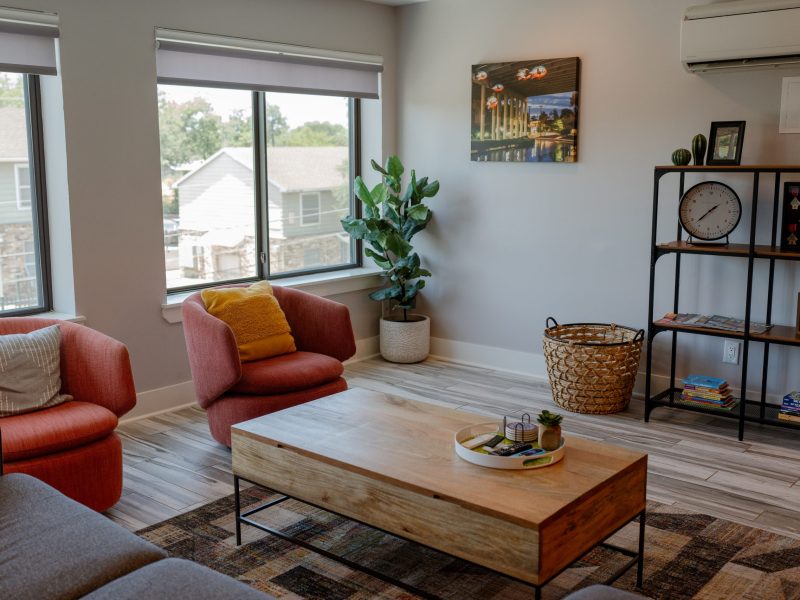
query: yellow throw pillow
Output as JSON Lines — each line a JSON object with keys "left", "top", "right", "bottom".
{"left": 201, "top": 281, "right": 296, "bottom": 362}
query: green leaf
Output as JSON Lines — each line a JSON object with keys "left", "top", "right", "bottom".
{"left": 384, "top": 205, "right": 400, "bottom": 226}
{"left": 384, "top": 232, "right": 413, "bottom": 258}
{"left": 370, "top": 159, "right": 388, "bottom": 175}
{"left": 365, "top": 248, "right": 391, "bottom": 269}
{"left": 416, "top": 268, "right": 432, "bottom": 277}
{"left": 422, "top": 180, "right": 440, "bottom": 198}
{"left": 341, "top": 218, "right": 369, "bottom": 238}
{"left": 386, "top": 156, "right": 404, "bottom": 180}
{"left": 354, "top": 177, "right": 374, "bottom": 208}
{"left": 369, "top": 285, "right": 402, "bottom": 302}
{"left": 407, "top": 205, "right": 429, "bottom": 221}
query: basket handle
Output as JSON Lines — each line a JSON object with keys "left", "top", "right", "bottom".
{"left": 546, "top": 317, "right": 559, "bottom": 330}
{"left": 634, "top": 329, "right": 645, "bottom": 342}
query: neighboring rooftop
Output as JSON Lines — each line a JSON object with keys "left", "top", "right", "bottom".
{"left": 175, "top": 146, "right": 349, "bottom": 193}
{"left": 0, "top": 107, "right": 28, "bottom": 161}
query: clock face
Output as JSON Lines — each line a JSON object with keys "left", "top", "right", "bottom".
{"left": 679, "top": 181, "right": 742, "bottom": 241}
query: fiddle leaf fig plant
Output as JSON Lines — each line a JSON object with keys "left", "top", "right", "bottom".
{"left": 341, "top": 156, "right": 439, "bottom": 322}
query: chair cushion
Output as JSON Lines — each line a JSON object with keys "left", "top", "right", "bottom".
{"left": 0, "top": 400, "right": 118, "bottom": 462}
{"left": 81, "top": 558, "right": 274, "bottom": 600}
{"left": 0, "top": 324, "right": 72, "bottom": 416}
{"left": 202, "top": 281, "right": 296, "bottom": 362}
{"left": 231, "top": 351, "right": 344, "bottom": 395}
{"left": 0, "top": 473, "right": 166, "bottom": 600}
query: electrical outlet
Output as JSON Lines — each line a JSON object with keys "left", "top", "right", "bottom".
{"left": 723, "top": 340, "right": 740, "bottom": 365}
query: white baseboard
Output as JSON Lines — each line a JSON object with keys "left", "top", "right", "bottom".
{"left": 346, "top": 335, "right": 380, "bottom": 363}
{"left": 122, "top": 381, "right": 197, "bottom": 424}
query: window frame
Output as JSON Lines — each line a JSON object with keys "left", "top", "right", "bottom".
{"left": 164, "top": 90, "right": 361, "bottom": 293}
{"left": 299, "top": 192, "right": 321, "bottom": 227}
{"left": 14, "top": 164, "right": 31, "bottom": 210}
{"left": 0, "top": 74, "right": 52, "bottom": 317}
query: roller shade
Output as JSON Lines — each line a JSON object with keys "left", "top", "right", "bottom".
{"left": 0, "top": 7, "right": 59, "bottom": 75}
{"left": 155, "top": 28, "right": 382, "bottom": 99}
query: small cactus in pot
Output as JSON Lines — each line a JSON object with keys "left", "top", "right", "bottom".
{"left": 537, "top": 410, "right": 563, "bottom": 451}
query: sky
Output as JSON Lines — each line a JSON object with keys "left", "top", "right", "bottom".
{"left": 159, "top": 85, "right": 349, "bottom": 127}
{"left": 527, "top": 92, "right": 574, "bottom": 114}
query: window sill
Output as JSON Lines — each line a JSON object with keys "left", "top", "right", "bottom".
{"left": 25, "top": 311, "right": 86, "bottom": 323}
{"left": 161, "top": 267, "right": 384, "bottom": 324}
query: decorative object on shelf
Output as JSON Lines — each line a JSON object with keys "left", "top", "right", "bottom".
{"left": 656, "top": 312, "right": 772, "bottom": 334}
{"left": 504, "top": 413, "right": 537, "bottom": 442}
{"left": 543, "top": 318, "right": 644, "bottom": 414}
{"left": 780, "top": 182, "right": 800, "bottom": 251}
{"left": 671, "top": 148, "right": 692, "bottom": 166}
{"left": 454, "top": 421, "right": 566, "bottom": 470}
{"left": 341, "top": 156, "right": 439, "bottom": 364}
{"left": 679, "top": 181, "right": 741, "bottom": 244}
{"left": 536, "top": 410, "right": 563, "bottom": 451}
{"left": 471, "top": 57, "right": 580, "bottom": 163}
{"left": 706, "top": 121, "right": 745, "bottom": 165}
{"left": 692, "top": 133, "right": 707, "bottom": 166}
{"left": 797, "top": 292, "right": 800, "bottom": 334}
{"left": 779, "top": 391, "right": 800, "bottom": 423}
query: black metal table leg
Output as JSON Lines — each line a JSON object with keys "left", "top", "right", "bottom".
{"left": 534, "top": 585, "right": 542, "bottom": 600}
{"left": 636, "top": 510, "right": 646, "bottom": 589}
{"left": 234, "top": 475, "right": 242, "bottom": 546}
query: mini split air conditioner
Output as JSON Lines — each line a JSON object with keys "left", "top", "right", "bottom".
{"left": 681, "top": 0, "right": 800, "bottom": 72}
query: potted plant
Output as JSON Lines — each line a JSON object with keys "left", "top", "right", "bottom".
{"left": 341, "top": 156, "right": 440, "bottom": 363}
{"left": 537, "top": 410, "right": 563, "bottom": 451}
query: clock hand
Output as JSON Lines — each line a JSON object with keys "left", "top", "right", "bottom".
{"left": 697, "top": 204, "right": 720, "bottom": 222}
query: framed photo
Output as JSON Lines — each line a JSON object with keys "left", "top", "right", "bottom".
{"left": 781, "top": 182, "right": 800, "bottom": 252}
{"left": 706, "top": 121, "right": 745, "bottom": 165}
{"left": 470, "top": 57, "right": 580, "bottom": 163}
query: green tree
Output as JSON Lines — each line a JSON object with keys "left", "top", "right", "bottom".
{"left": 265, "top": 103, "right": 289, "bottom": 146}
{"left": 158, "top": 92, "right": 223, "bottom": 174}
{"left": 0, "top": 73, "right": 24, "bottom": 108}
{"left": 276, "top": 121, "right": 348, "bottom": 147}
{"left": 222, "top": 108, "right": 253, "bottom": 147}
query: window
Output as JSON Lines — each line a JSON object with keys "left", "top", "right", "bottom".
{"left": 0, "top": 73, "right": 50, "bottom": 316}
{"left": 15, "top": 165, "right": 31, "bottom": 209}
{"left": 158, "top": 85, "right": 359, "bottom": 291}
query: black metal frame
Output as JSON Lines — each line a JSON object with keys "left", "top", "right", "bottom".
{"left": 645, "top": 165, "right": 800, "bottom": 440}
{"left": 2, "top": 74, "right": 53, "bottom": 317}
{"left": 166, "top": 92, "right": 362, "bottom": 295}
{"left": 234, "top": 475, "right": 645, "bottom": 599}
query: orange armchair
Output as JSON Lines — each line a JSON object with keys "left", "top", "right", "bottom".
{"left": 0, "top": 318, "right": 136, "bottom": 512}
{"left": 182, "top": 285, "right": 356, "bottom": 446}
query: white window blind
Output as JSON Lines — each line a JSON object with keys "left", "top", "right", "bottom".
{"left": 155, "top": 29, "right": 382, "bottom": 99}
{"left": 0, "top": 7, "right": 58, "bottom": 75}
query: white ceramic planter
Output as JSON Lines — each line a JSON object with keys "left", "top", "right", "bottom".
{"left": 379, "top": 315, "right": 430, "bottom": 363}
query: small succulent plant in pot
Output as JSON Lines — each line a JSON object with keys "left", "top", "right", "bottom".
{"left": 537, "top": 410, "right": 563, "bottom": 451}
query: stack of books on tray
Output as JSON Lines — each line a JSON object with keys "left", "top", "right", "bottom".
{"left": 680, "top": 375, "right": 736, "bottom": 411}
{"left": 778, "top": 391, "right": 800, "bottom": 423}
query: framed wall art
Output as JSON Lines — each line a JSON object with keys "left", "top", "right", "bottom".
{"left": 471, "top": 57, "right": 580, "bottom": 163}
{"left": 706, "top": 121, "right": 745, "bottom": 166}
{"left": 781, "top": 182, "right": 800, "bottom": 252}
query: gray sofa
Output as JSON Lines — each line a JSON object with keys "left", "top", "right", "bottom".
{"left": 0, "top": 473, "right": 273, "bottom": 600}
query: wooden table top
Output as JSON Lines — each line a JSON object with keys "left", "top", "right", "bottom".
{"left": 233, "top": 388, "right": 648, "bottom": 528}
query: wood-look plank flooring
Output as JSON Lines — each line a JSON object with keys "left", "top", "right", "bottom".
{"left": 111, "top": 357, "right": 800, "bottom": 540}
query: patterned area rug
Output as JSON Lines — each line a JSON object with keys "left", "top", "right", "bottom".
{"left": 137, "top": 486, "right": 800, "bottom": 599}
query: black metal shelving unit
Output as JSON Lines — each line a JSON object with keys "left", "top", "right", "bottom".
{"left": 645, "top": 165, "right": 800, "bottom": 441}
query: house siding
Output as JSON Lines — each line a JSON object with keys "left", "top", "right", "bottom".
{"left": 0, "top": 162, "right": 29, "bottom": 226}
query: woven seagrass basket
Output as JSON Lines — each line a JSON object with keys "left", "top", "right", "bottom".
{"left": 543, "top": 318, "right": 645, "bottom": 414}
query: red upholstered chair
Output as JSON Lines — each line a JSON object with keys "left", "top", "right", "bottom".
{"left": 0, "top": 318, "right": 136, "bottom": 512}
{"left": 182, "top": 285, "right": 356, "bottom": 447}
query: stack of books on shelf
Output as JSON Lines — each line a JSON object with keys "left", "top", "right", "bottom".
{"left": 778, "top": 391, "right": 800, "bottom": 423}
{"left": 680, "top": 375, "right": 736, "bottom": 411}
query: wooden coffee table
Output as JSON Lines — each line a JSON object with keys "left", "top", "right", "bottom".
{"left": 231, "top": 388, "right": 647, "bottom": 599}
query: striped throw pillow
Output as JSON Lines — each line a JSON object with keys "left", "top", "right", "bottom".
{"left": 0, "top": 325, "right": 71, "bottom": 417}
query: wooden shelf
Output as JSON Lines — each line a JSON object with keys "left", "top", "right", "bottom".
{"left": 655, "top": 164, "right": 800, "bottom": 172}
{"left": 653, "top": 321, "right": 800, "bottom": 346}
{"left": 656, "top": 241, "right": 800, "bottom": 261}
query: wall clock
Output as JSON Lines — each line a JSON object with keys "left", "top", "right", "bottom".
{"left": 679, "top": 181, "right": 742, "bottom": 244}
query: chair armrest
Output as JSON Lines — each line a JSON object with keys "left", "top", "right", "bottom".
{"left": 58, "top": 322, "right": 137, "bottom": 418}
{"left": 273, "top": 287, "right": 356, "bottom": 362}
{"left": 181, "top": 294, "right": 242, "bottom": 408}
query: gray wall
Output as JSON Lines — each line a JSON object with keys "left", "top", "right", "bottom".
{"left": 6, "top": 0, "right": 392, "bottom": 394}
{"left": 397, "top": 0, "right": 800, "bottom": 395}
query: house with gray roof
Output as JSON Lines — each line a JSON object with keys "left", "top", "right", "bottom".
{"left": 172, "top": 146, "right": 350, "bottom": 282}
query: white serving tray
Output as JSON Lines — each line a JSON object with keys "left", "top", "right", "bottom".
{"left": 454, "top": 422, "right": 566, "bottom": 470}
